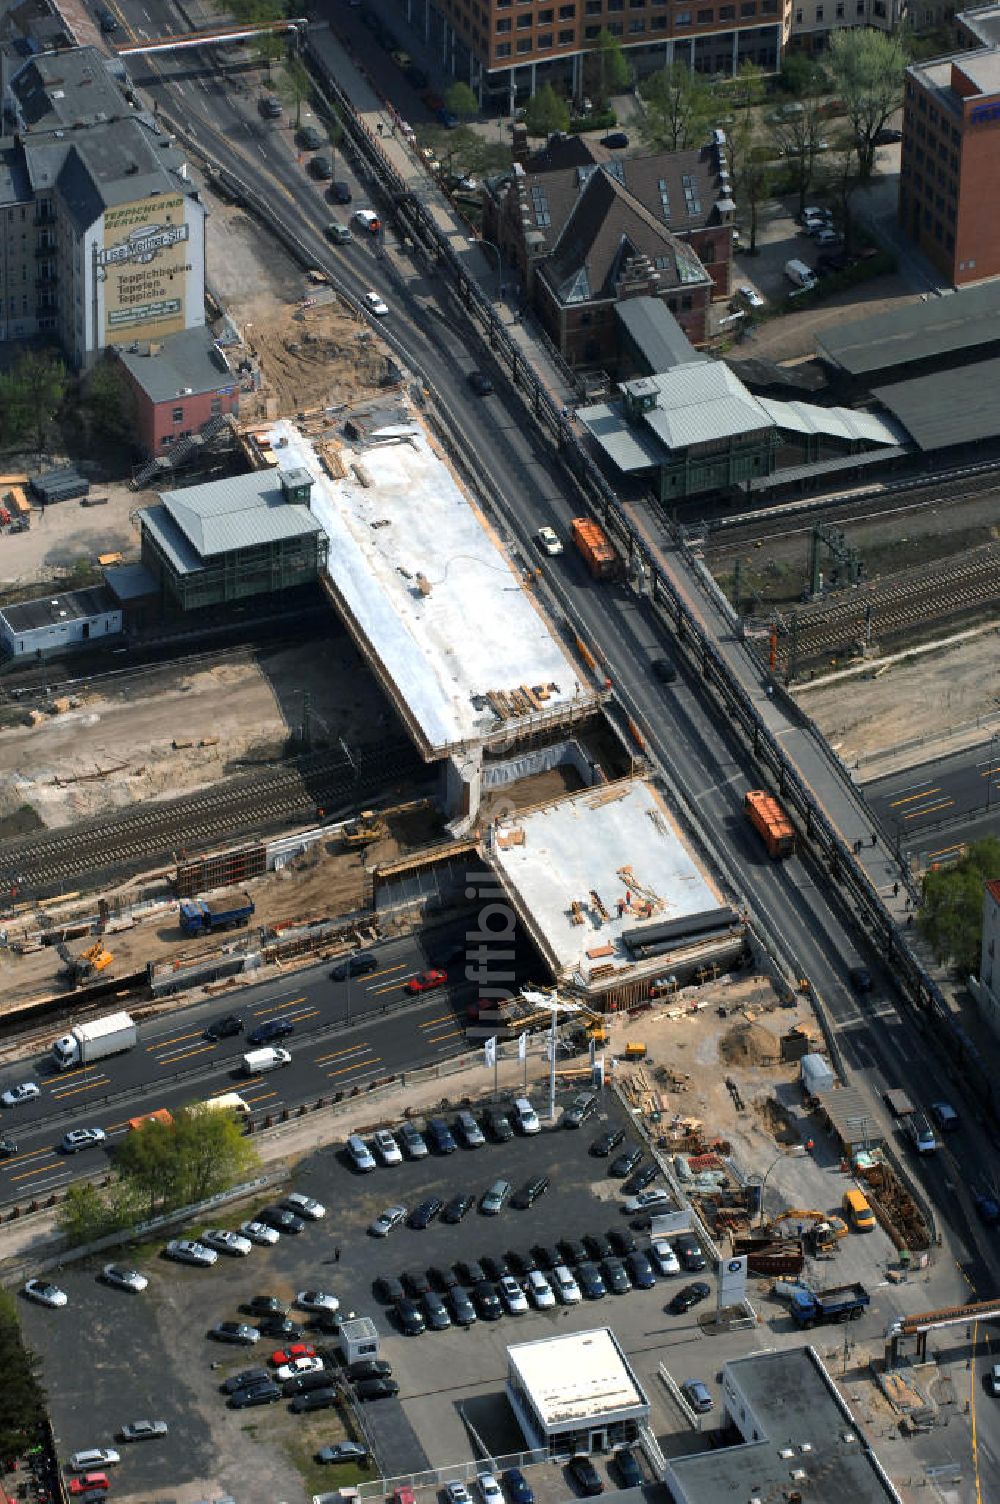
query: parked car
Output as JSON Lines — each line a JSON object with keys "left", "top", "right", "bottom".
{"left": 24, "top": 1279, "right": 67, "bottom": 1308}
{"left": 375, "top": 1274, "right": 406, "bottom": 1304}
{"left": 201, "top": 1229, "right": 252, "bottom": 1257}
{"left": 527, "top": 1269, "right": 556, "bottom": 1309}
{"left": 568, "top": 1456, "right": 604, "bottom": 1496}
{"left": 503, "top": 1470, "right": 534, "bottom": 1504}
{"left": 260, "top": 1205, "right": 305, "bottom": 1233}
{"left": 259, "top": 1316, "right": 299, "bottom": 1339}
{"left": 669, "top": 1281, "right": 710, "bottom": 1314}
{"left": 290, "top": 1387, "right": 338, "bottom": 1413}
{"left": 68, "top": 1453, "right": 120, "bottom": 1472}
{"left": 228, "top": 1381, "right": 281, "bottom": 1408}
{"left": 485, "top": 1107, "right": 514, "bottom": 1142}
{"left": 276, "top": 1355, "right": 324, "bottom": 1382}
{"left": 591, "top": 1127, "right": 625, "bottom": 1157}
{"left": 118, "top": 1421, "right": 168, "bottom": 1442}
{"left": 625, "top": 1250, "right": 657, "bottom": 1289}
{"left": 443, "top": 1193, "right": 475, "bottom": 1224}
{"left": 221, "top": 1367, "right": 270, "bottom": 1395}
{"left": 370, "top": 1204, "right": 408, "bottom": 1237}
{"left": 347, "top": 1358, "right": 393, "bottom": 1381}
{"left": 296, "top": 1290, "right": 339, "bottom": 1314}
{"left": 403, "top": 1268, "right": 432, "bottom": 1296}
{"left": 650, "top": 1238, "right": 680, "bottom": 1276}
{"left": 552, "top": 1264, "right": 582, "bottom": 1304}
{"left": 623, "top": 1188, "right": 672, "bottom": 1214}
{"left": 734, "top": 284, "right": 765, "bottom": 310}
{"left": 481, "top": 1178, "right": 512, "bottom": 1215}
{"left": 164, "top": 1239, "right": 217, "bottom": 1267}
{"left": 373, "top": 1128, "right": 403, "bottom": 1165}
{"left": 601, "top": 131, "right": 629, "bottom": 149}
{"left": 875, "top": 126, "right": 903, "bottom": 143}
{"left": 512, "top": 1174, "right": 550, "bottom": 1209}
{"left": 499, "top": 1275, "right": 529, "bottom": 1314}
{"left": 241, "top": 1219, "right": 281, "bottom": 1245}
{"left": 457, "top": 1258, "right": 486, "bottom": 1286}
{"left": 609, "top": 1147, "right": 643, "bottom": 1178}
{"left": 584, "top": 1232, "right": 614, "bottom": 1262}
{"left": 512, "top": 1098, "right": 540, "bottom": 1134}
{"left": 674, "top": 1231, "right": 707, "bottom": 1271}
{"left": 456, "top": 1109, "right": 486, "bottom": 1147}
{"left": 423, "top": 1291, "right": 452, "bottom": 1330}
{"left": 681, "top": 1379, "right": 713, "bottom": 1414}
{"left": 450, "top": 1286, "right": 478, "bottom": 1325}
{"left": 478, "top": 1474, "right": 503, "bottom": 1504}
{"left": 297, "top": 125, "right": 324, "bottom": 149}
{"left": 356, "top": 1376, "right": 400, "bottom": 1400}
{"left": 576, "top": 1262, "right": 606, "bottom": 1300}
{"left": 560, "top": 1092, "right": 598, "bottom": 1128}
{"left": 100, "top": 1264, "right": 148, "bottom": 1293}
{"left": 445, "top": 1484, "right": 471, "bottom": 1504}
{"left": 558, "top": 1237, "right": 587, "bottom": 1266}
{"left": 622, "top": 1163, "right": 659, "bottom": 1195}
{"left": 399, "top": 1121, "right": 429, "bottom": 1158}
{"left": 614, "top": 1451, "right": 642, "bottom": 1489}
{"left": 284, "top": 1368, "right": 337, "bottom": 1397}
{"left": 346, "top": 1135, "right": 377, "bottom": 1173}
{"left": 427, "top": 1117, "right": 457, "bottom": 1153}
{"left": 308, "top": 155, "right": 333, "bottom": 180}
{"left": 602, "top": 1256, "right": 630, "bottom": 1294}
{"left": 410, "top": 1197, "right": 445, "bottom": 1229}
{"left": 210, "top": 1322, "right": 260, "bottom": 1345}
{"left": 396, "top": 1298, "right": 426, "bottom": 1335}
{"left": 429, "top": 1263, "right": 460, "bottom": 1291}
{"left": 270, "top": 1343, "right": 316, "bottom": 1365}
{"left": 317, "top": 1441, "right": 370, "bottom": 1464}
{"left": 472, "top": 1281, "right": 502, "bottom": 1319}
{"left": 608, "top": 1227, "right": 637, "bottom": 1256}
{"left": 284, "top": 1192, "right": 326, "bottom": 1219}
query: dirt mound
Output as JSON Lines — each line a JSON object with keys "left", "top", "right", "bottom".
{"left": 243, "top": 297, "right": 392, "bottom": 420}
{"left": 754, "top": 1094, "right": 800, "bottom": 1146}
{"left": 719, "top": 1019, "right": 780, "bottom": 1067}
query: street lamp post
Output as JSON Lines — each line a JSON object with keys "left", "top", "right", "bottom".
{"left": 478, "top": 237, "right": 503, "bottom": 303}
{"left": 522, "top": 988, "right": 580, "bottom": 1121}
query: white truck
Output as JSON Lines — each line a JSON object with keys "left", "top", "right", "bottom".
{"left": 784, "top": 258, "right": 817, "bottom": 291}
{"left": 242, "top": 1047, "right": 291, "bottom": 1075}
{"left": 52, "top": 1010, "right": 137, "bottom": 1071}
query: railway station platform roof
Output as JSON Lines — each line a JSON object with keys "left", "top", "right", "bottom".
{"left": 816, "top": 282, "right": 1000, "bottom": 381}
{"left": 872, "top": 356, "right": 1000, "bottom": 451}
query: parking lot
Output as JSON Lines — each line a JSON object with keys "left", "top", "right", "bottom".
{"left": 19, "top": 1085, "right": 731, "bottom": 1504}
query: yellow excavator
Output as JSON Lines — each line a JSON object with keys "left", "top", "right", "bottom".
{"left": 57, "top": 939, "right": 113, "bottom": 985}
{"left": 341, "top": 810, "right": 387, "bottom": 849}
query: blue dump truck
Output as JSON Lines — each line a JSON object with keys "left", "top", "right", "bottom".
{"left": 790, "top": 1282, "right": 870, "bottom": 1328}
{"left": 179, "top": 891, "right": 255, "bottom": 938}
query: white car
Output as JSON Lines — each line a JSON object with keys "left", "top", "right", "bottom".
{"left": 164, "top": 1238, "right": 218, "bottom": 1267}
{"left": 201, "top": 1229, "right": 252, "bottom": 1257}
{"left": 354, "top": 208, "right": 381, "bottom": 232}
{"left": 444, "top": 1485, "right": 471, "bottom": 1504}
{"left": 364, "top": 290, "right": 388, "bottom": 317}
{"left": 101, "top": 1264, "right": 148, "bottom": 1293}
{"left": 551, "top": 1264, "right": 582, "bottom": 1304}
{"left": 735, "top": 285, "right": 765, "bottom": 310}
{"left": 499, "top": 1275, "right": 529, "bottom": 1315}
{"left": 513, "top": 1098, "right": 540, "bottom": 1134}
{"left": 623, "top": 1188, "right": 672, "bottom": 1214}
{"left": 24, "top": 1278, "right": 67, "bottom": 1308}
{"left": 241, "top": 1219, "right": 280, "bottom": 1246}
{"left": 373, "top": 1128, "right": 402, "bottom": 1165}
{"left": 527, "top": 1269, "right": 556, "bottom": 1309}
{"left": 61, "top": 1127, "right": 107, "bottom": 1154}
{"left": 1, "top": 1081, "right": 40, "bottom": 1107}
{"left": 295, "top": 1290, "right": 340, "bottom": 1314}
{"left": 69, "top": 1451, "right": 120, "bottom": 1472}
{"left": 284, "top": 1193, "right": 326, "bottom": 1220}
{"left": 650, "top": 1238, "right": 680, "bottom": 1276}
{"left": 536, "top": 525, "right": 563, "bottom": 556}
{"left": 478, "top": 1475, "right": 503, "bottom": 1504}
{"left": 801, "top": 205, "right": 831, "bottom": 222}
{"left": 369, "top": 1204, "right": 408, "bottom": 1238}
{"left": 276, "top": 1355, "right": 324, "bottom": 1382}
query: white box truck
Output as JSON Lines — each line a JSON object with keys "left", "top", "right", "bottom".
{"left": 52, "top": 1010, "right": 137, "bottom": 1070}
{"left": 242, "top": 1047, "right": 291, "bottom": 1075}
{"left": 784, "top": 258, "right": 817, "bottom": 290}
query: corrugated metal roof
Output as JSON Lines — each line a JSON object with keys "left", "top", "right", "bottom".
{"left": 760, "top": 398, "right": 906, "bottom": 445}
{"left": 639, "top": 365, "right": 772, "bottom": 449}
{"left": 816, "top": 283, "right": 1000, "bottom": 376}
{"left": 577, "top": 403, "right": 663, "bottom": 471}
{"left": 872, "top": 355, "right": 1000, "bottom": 451}
{"left": 615, "top": 296, "right": 703, "bottom": 374}
{"left": 159, "top": 471, "right": 323, "bottom": 558}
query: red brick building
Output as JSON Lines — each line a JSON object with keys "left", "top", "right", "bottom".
{"left": 899, "top": 46, "right": 1000, "bottom": 286}
{"left": 114, "top": 327, "right": 240, "bottom": 457}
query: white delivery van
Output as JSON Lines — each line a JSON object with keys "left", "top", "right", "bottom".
{"left": 784, "top": 258, "right": 817, "bottom": 290}
{"left": 242, "top": 1047, "right": 291, "bottom": 1074}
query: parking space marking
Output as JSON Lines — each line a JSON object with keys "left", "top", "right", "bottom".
{"left": 50, "top": 1076, "right": 112, "bottom": 1099}
{"left": 157, "top": 1042, "right": 216, "bottom": 1066}
{"left": 146, "top": 1028, "right": 202, "bottom": 1052}
{"left": 315, "top": 1042, "right": 372, "bottom": 1066}
{"left": 252, "top": 995, "right": 306, "bottom": 1016}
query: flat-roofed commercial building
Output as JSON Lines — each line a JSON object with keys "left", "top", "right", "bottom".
{"left": 506, "top": 1329, "right": 650, "bottom": 1456}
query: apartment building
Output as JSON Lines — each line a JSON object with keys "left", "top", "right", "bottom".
{"left": 394, "top": 0, "right": 790, "bottom": 106}
{"left": 0, "top": 46, "right": 206, "bottom": 365}
{"left": 899, "top": 43, "right": 1000, "bottom": 284}
{"left": 786, "top": 0, "right": 903, "bottom": 54}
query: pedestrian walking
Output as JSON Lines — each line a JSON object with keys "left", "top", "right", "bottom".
{"left": 334, "top": 1246, "right": 341, "bottom": 1263}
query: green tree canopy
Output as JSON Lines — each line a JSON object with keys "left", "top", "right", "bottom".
{"left": 83, "top": 357, "right": 136, "bottom": 444}
{"left": 827, "top": 28, "right": 906, "bottom": 179}
{"left": 0, "top": 1289, "right": 47, "bottom": 1458}
{"left": 585, "top": 29, "right": 630, "bottom": 105}
{"left": 523, "top": 83, "right": 570, "bottom": 138}
{"left": 781, "top": 51, "right": 826, "bottom": 97}
{"left": 445, "top": 82, "right": 478, "bottom": 120}
{"left": 770, "top": 98, "right": 831, "bottom": 214}
{"left": 0, "top": 350, "right": 67, "bottom": 450}
{"left": 919, "top": 836, "right": 1000, "bottom": 976}
{"left": 638, "top": 63, "right": 712, "bottom": 152}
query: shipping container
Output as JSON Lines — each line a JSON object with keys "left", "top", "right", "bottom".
{"left": 744, "top": 788, "right": 795, "bottom": 858}
{"left": 570, "top": 517, "right": 617, "bottom": 579}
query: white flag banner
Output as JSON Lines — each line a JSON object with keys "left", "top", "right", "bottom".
{"left": 517, "top": 1032, "right": 527, "bottom": 1062}
{"left": 484, "top": 1035, "right": 497, "bottom": 1069}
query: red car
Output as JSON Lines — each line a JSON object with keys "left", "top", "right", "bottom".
{"left": 406, "top": 969, "right": 447, "bottom": 994}
{"left": 270, "top": 1342, "right": 316, "bottom": 1366}
{"left": 69, "top": 1478, "right": 109, "bottom": 1495}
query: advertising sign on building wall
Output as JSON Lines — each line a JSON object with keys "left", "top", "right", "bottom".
{"left": 99, "top": 193, "right": 190, "bottom": 340}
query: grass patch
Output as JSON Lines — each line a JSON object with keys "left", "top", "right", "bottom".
{"left": 283, "top": 1420, "right": 374, "bottom": 1496}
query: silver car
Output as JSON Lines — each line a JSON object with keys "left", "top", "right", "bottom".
{"left": 284, "top": 1192, "right": 326, "bottom": 1220}
{"left": 119, "top": 1420, "right": 168, "bottom": 1442}
{"left": 101, "top": 1264, "right": 148, "bottom": 1293}
{"left": 240, "top": 1219, "right": 280, "bottom": 1246}
{"left": 61, "top": 1127, "right": 107, "bottom": 1154}
{"left": 1, "top": 1081, "right": 40, "bottom": 1107}
{"left": 369, "top": 1204, "right": 407, "bottom": 1238}
{"left": 68, "top": 1451, "right": 120, "bottom": 1471}
{"left": 296, "top": 1290, "right": 339, "bottom": 1314}
{"left": 24, "top": 1279, "right": 67, "bottom": 1308}
{"left": 164, "top": 1238, "right": 217, "bottom": 1267}
{"left": 201, "top": 1228, "right": 252, "bottom": 1257}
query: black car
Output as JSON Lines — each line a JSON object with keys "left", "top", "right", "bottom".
{"left": 651, "top": 656, "right": 677, "bottom": 684}
{"left": 97, "top": 7, "right": 119, "bottom": 30}
{"left": 622, "top": 1162, "right": 659, "bottom": 1195}
{"left": 330, "top": 951, "right": 377, "bottom": 980}
{"left": 602, "top": 1256, "right": 630, "bottom": 1295}
{"left": 559, "top": 1237, "right": 587, "bottom": 1267}
{"left": 297, "top": 124, "right": 324, "bottom": 149}
{"left": 531, "top": 1243, "right": 560, "bottom": 1270}
{"left": 512, "top": 1174, "right": 550, "bottom": 1210}
{"left": 561, "top": 1091, "right": 598, "bottom": 1128}
{"left": 427, "top": 1117, "right": 457, "bottom": 1153}
{"left": 204, "top": 1013, "right": 243, "bottom": 1041}
{"left": 450, "top": 1287, "right": 478, "bottom": 1326}
{"left": 848, "top": 964, "right": 873, "bottom": 992}
{"left": 442, "top": 1194, "right": 475, "bottom": 1224}
{"left": 423, "top": 1292, "right": 452, "bottom": 1330}
{"left": 609, "top": 1147, "right": 643, "bottom": 1178}
{"left": 875, "top": 126, "right": 903, "bottom": 143}
{"left": 600, "top": 130, "right": 629, "bottom": 149}
{"left": 428, "top": 1263, "right": 460, "bottom": 1292}
{"left": 260, "top": 1205, "right": 304, "bottom": 1234}
{"left": 625, "top": 1250, "right": 656, "bottom": 1289}
{"left": 259, "top": 1316, "right": 299, "bottom": 1339}
{"left": 228, "top": 1381, "right": 281, "bottom": 1408}
{"left": 614, "top": 1451, "right": 642, "bottom": 1490}
{"left": 317, "top": 1441, "right": 370, "bottom": 1464}
{"left": 468, "top": 371, "right": 494, "bottom": 397}
{"left": 568, "top": 1456, "right": 604, "bottom": 1496}
{"left": 506, "top": 1248, "right": 539, "bottom": 1276}
{"left": 409, "top": 1197, "right": 444, "bottom": 1230}
{"left": 591, "top": 1127, "right": 625, "bottom": 1157}
{"left": 395, "top": 1298, "right": 426, "bottom": 1335}
{"left": 374, "top": 1274, "right": 405, "bottom": 1304}
{"left": 247, "top": 1018, "right": 294, "bottom": 1047}
{"left": 356, "top": 1376, "right": 400, "bottom": 1400}
{"left": 221, "top": 1367, "right": 270, "bottom": 1395}
{"left": 457, "top": 1258, "right": 486, "bottom": 1286}
{"left": 669, "top": 1280, "right": 710, "bottom": 1314}
{"left": 584, "top": 1232, "right": 614, "bottom": 1262}
{"left": 308, "top": 155, "right": 333, "bottom": 180}
{"left": 402, "top": 1268, "right": 432, "bottom": 1296}
{"left": 329, "top": 181, "right": 353, "bottom": 206}
{"left": 246, "top": 1295, "right": 286, "bottom": 1316}
{"left": 283, "top": 1369, "right": 337, "bottom": 1397}
{"left": 481, "top": 1253, "right": 511, "bottom": 1283}
{"left": 347, "top": 1358, "right": 393, "bottom": 1382}
{"left": 290, "top": 1387, "right": 338, "bottom": 1413}
{"left": 608, "top": 1228, "right": 637, "bottom": 1256}
{"left": 576, "top": 1262, "right": 606, "bottom": 1299}
{"left": 674, "top": 1232, "right": 707, "bottom": 1272}
{"left": 472, "top": 1281, "right": 503, "bottom": 1320}
{"left": 485, "top": 1108, "right": 514, "bottom": 1142}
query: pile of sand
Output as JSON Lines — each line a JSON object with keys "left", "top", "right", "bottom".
{"left": 719, "top": 1019, "right": 780, "bottom": 1067}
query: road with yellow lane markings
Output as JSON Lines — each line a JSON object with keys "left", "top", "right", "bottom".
{"left": 866, "top": 742, "right": 1000, "bottom": 865}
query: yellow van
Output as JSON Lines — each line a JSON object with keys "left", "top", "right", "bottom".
{"left": 843, "top": 1187, "right": 876, "bottom": 1233}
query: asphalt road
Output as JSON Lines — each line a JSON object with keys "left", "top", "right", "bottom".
{"left": 866, "top": 741, "right": 1000, "bottom": 864}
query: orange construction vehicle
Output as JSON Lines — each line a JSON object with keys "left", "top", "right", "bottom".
{"left": 745, "top": 789, "right": 795, "bottom": 858}
{"left": 570, "top": 517, "right": 617, "bottom": 580}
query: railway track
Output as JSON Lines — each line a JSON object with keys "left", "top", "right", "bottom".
{"left": 772, "top": 540, "right": 1000, "bottom": 677}
{"left": 0, "top": 737, "right": 426, "bottom": 900}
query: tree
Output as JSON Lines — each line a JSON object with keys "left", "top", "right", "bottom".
{"left": 728, "top": 109, "right": 771, "bottom": 254}
{"left": 821, "top": 131, "right": 863, "bottom": 254}
{"left": 170, "top": 1107, "right": 259, "bottom": 1206}
{"left": 523, "top": 84, "right": 570, "bottom": 139}
{"left": 83, "top": 357, "right": 136, "bottom": 444}
{"left": 444, "top": 82, "right": 478, "bottom": 122}
{"left": 780, "top": 51, "right": 826, "bottom": 98}
{"left": 728, "top": 58, "right": 765, "bottom": 114}
{"left": 0, "top": 350, "right": 67, "bottom": 450}
{"left": 113, "top": 1113, "right": 180, "bottom": 1219}
{"left": 827, "top": 28, "right": 906, "bottom": 179}
{"left": 638, "top": 64, "right": 712, "bottom": 152}
{"left": 770, "top": 99, "right": 830, "bottom": 215}
{"left": 286, "top": 55, "right": 311, "bottom": 129}
{"left": 0, "top": 1289, "right": 46, "bottom": 1458}
{"left": 584, "top": 29, "right": 630, "bottom": 107}
{"left": 919, "top": 837, "right": 1000, "bottom": 977}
